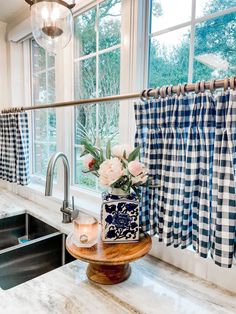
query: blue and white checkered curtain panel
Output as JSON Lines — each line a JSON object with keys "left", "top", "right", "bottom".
{"left": 0, "top": 112, "right": 30, "bottom": 185}
{"left": 134, "top": 90, "right": 236, "bottom": 268}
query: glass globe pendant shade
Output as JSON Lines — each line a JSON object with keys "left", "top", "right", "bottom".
{"left": 30, "top": 1, "right": 73, "bottom": 54}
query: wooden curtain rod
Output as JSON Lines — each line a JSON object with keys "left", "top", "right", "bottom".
{"left": 1, "top": 77, "right": 235, "bottom": 113}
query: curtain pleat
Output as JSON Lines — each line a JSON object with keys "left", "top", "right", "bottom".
{"left": 211, "top": 91, "right": 236, "bottom": 268}
{"left": 135, "top": 90, "right": 236, "bottom": 267}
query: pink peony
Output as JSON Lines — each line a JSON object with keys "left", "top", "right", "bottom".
{"left": 83, "top": 154, "right": 96, "bottom": 170}
{"left": 98, "top": 158, "right": 124, "bottom": 187}
{"left": 112, "top": 144, "right": 133, "bottom": 159}
{"left": 128, "top": 160, "right": 144, "bottom": 177}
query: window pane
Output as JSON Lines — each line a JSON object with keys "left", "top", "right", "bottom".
{"left": 74, "top": 7, "right": 97, "bottom": 58}
{"left": 47, "top": 54, "right": 55, "bottom": 68}
{"left": 33, "top": 72, "right": 46, "bottom": 104}
{"left": 74, "top": 57, "right": 96, "bottom": 99}
{"left": 98, "top": 102, "right": 119, "bottom": 147}
{"left": 98, "top": 49, "right": 120, "bottom": 96}
{"left": 151, "top": 0, "right": 191, "bottom": 33}
{"left": 49, "top": 144, "right": 56, "bottom": 155}
{"left": 31, "top": 40, "right": 56, "bottom": 178}
{"left": 99, "top": 0, "right": 121, "bottom": 50}
{"left": 34, "top": 110, "right": 47, "bottom": 141}
{"left": 73, "top": 4, "right": 120, "bottom": 191}
{"left": 48, "top": 109, "right": 56, "bottom": 142}
{"left": 32, "top": 41, "right": 46, "bottom": 72}
{"left": 47, "top": 69, "right": 55, "bottom": 103}
{"left": 34, "top": 144, "right": 48, "bottom": 176}
{"left": 149, "top": 27, "right": 190, "bottom": 87}
{"left": 196, "top": 0, "right": 236, "bottom": 18}
{"left": 193, "top": 12, "right": 236, "bottom": 82}
{"left": 74, "top": 104, "right": 96, "bottom": 145}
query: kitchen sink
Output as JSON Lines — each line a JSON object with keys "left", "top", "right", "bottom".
{"left": 0, "top": 213, "right": 74, "bottom": 290}
{"left": 0, "top": 213, "right": 58, "bottom": 250}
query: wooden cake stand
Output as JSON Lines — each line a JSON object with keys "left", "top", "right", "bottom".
{"left": 66, "top": 233, "right": 152, "bottom": 285}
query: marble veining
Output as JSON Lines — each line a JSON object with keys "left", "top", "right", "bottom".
{"left": 0, "top": 188, "right": 235, "bottom": 314}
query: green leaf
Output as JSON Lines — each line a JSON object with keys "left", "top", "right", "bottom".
{"left": 99, "top": 149, "right": 105, "bottom": 163}
{"left": 128, "top": 146, "right": 140, "bottom": 162}
{"left": 80, "top": 150, "right": 89, "bottom": 158}
{"left": 81, "top": 140, "right": 100, "bottom": 159}
{"left": 112, "top": 175, "right": 129, "bottom": 189}
{"left": 106, "top": 140, "right": 111, "bottom": 159}
{"left": 132, "top": 186, "right": 141, "bottom": 198}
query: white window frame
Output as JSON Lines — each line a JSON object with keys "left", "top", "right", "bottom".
{"left": 69, "top": 0, "right": 141, "bottom": 206}
{"left": 23, "top": 0, "right": 144, "bottom": 213}
{"left": 30, "top": 39, "right": 57, "bottom": 184}
{"left": 72, "top": 2, "right": 121, "bottom": 191}
{"left": 147, "top": 0, "right": 236, "bottom": 85}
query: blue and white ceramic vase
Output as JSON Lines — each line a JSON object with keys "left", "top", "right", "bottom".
{"left": 101, "top": 188, "right": 140, "bottom": 243}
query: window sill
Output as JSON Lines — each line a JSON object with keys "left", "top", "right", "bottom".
{"left": 0, "top": 180, "right": 102, "bottom": 220}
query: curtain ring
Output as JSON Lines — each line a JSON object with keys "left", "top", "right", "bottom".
{"left": 146, "top": 88, "right": 153, "bottom": 98}
{"left": 181, "top": 83, "right": 187, "bottom": 95}
{"left": 195, "top": 81, "right": 200, "bottom": 94}
{"left": 154, "top": 87, "right": 160, "bottom": 98}
{"left": 160, "top": 86, "right": 166, "bottom": 98}
{"left": 230, "top": 76, "right": 235, "bottom": 90}
{"left": 176, "top": 84, "right": 181, "bottom": 96}
{"left": 224, "top": 77, "right": 228, "bottom": 91}
{"left": 200, "top": 81, "right": 205, "bottom": 93}
{"left": 167, "top": 85, "right": 173, "bottom": 96}
{"left": 140, "top": 89, "right": 147, "bottom": 101}
{"left": 210, "top": 79, "right": 215, "bottom": 93}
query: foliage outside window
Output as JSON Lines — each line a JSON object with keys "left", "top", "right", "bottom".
{"left": 74, "top": 0, "right": 121, "bottom": 191}
{"left": 31, "top": 40, "right": 56, "bottom": 177}
{"left": 149, "top": 0, "right": 236, "bottom": 87}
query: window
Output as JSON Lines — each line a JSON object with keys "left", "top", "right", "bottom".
{"left": 73, "top": 0, "right": 121, "bottom": 191}
{"left": 31, "top": 40, "right": 56, "bottom": 177}
{"left": 148, "top": 0, "right": 236, "bottom": 87}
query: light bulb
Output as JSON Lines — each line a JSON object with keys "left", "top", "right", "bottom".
{"left": 51, "top": 7, "right": 60, "bottom": 21}
{"left": 41, "top": 7, "right": 49, "bottom": 20}
{"left": 30, "top": 1, "right": 73, "bottom": 54}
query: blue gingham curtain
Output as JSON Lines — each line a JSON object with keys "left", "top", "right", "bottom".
{"left": 135, "top": 90, "right": 236, "bottom": 268}
{"left": 0, "top": 112, "right": 30, "bottom": 185}
{"left": 211, "top": 91, "right": 236, "bottom": 268}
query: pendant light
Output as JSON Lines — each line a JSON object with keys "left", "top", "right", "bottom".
{"left": 25, "top": 0, "right": 75, "bottom": 54}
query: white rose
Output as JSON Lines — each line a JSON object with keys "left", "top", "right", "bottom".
{"left": 111, "top": 144, "right": 133, "bottom": 159}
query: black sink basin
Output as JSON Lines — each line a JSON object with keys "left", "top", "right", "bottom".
{"left": 0, "top": 214, "right": 74, "bottom": 290}
{"left": 0, "top": 213, "right": 58, "bottom": 250}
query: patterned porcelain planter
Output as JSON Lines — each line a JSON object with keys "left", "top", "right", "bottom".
{"left": 101, "top": 189, "right": 140, "bottom": 243}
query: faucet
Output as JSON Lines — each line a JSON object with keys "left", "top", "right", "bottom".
{"left": 45, "top": 152, "right": 74, "bottom": 223}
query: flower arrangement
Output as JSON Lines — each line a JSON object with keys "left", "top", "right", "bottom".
{"left": 81, "top": 140, "right": 148, "bottom": 195}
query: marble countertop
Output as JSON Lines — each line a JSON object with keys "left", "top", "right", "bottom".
{"left": 0, "top": 188, "right": 236, "bottom": 314}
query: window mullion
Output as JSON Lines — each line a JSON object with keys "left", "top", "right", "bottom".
{"left": 45, "top": 51, "right": 50, "bottom": 168}
{"left": 188, "top": 0, "right": 196, "bottom": 83}
{"left": 95, "top": 3, "right": 99, "bottom": 192}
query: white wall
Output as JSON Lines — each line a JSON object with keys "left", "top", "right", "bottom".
{"left": 150, "top": 240, "right": 236, "bottom": 294}
{"left": 0, "top": 22, "right": 8, "bottom": 109}
{"left": 8, "top": 41, "right": 25, "bottom": 107}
